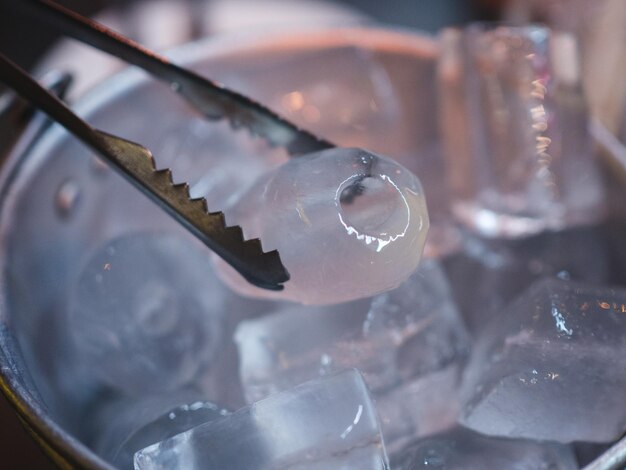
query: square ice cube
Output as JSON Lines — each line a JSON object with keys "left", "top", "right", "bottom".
{"left": 391, "top": 426, "right": 577, "bottom": 469}
{"left": 134, "top": 370, "right": 389, "bottom": 470}
{"left": 460, "top": 278, "right": 626, "bottom": 443}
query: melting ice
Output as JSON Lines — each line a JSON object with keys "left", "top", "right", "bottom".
{"left": 460, "top": 278, "right": 626, "bottom": 443}
{"left": 216, "top": 147, "right": 429, "bottom": 304}
{"left": 68, "top": 232, "right": 226, "bottom": 395}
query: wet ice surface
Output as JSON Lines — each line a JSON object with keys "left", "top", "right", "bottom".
{"left": 391, "top": 426, "right": 577, "bottom": 470}
{"left": 374, "top": 364, "right": 463, "bottom": 454}
{"left": 460, "top": 278, "right": 626, "bottom": 443}
{"left": 93, "top": 390, "right": 229, "bottom": 470}
{"left": 216, "top": 147, "right": 429, "bottom": 305}
{"left": 444, "top": 225, "right": 610, "bottom": 335}
{"left": 134, "top": 370, "right": 389, "bottom": 470}
{"left": 235, "top": 260, "right": 469, "bottom": 449}
{"left": 68, "top": 232, "right": 226, "bottom": 395}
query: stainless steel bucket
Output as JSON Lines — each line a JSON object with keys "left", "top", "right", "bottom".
{"left": 0, "top": 27, "right": 442, "bottom": 469}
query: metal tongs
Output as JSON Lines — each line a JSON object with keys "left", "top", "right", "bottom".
{"left": 0, "top": 0, "right": 337, "bottom": 290}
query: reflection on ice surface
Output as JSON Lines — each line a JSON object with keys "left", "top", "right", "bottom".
{"left": 461, "top": 278, "right": 626, "bottom": 443}
{"left": 217, "top": 147, "right": 429, "bottom": 305}
{"left": 444, "top": 225, "right": 609, "bottom": 335}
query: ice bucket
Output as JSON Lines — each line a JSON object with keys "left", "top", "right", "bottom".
{"left": 0, "top": 27, "right": 441, "bottom": 468}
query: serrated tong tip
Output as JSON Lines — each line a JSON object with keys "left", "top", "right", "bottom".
{"left": 0, "top": 52, "right": 289, "bottom": 290}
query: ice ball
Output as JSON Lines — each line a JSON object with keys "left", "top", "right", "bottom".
{"left": 216, "top": 147, "right": 429, "bottom": 304}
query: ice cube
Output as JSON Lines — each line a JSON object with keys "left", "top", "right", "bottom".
{"left": 391, "top": 426, "right": 577, "bottom": 470}
{"left": 235, "top": 299, "right": 372, "bottom": 403}
{"left": 217, "top": 147, "right": 429, "bottom": 305}
{"left": 93, "top": 390, "right": 229, "bottom": 469}
{"left": 134, "top": 370, "right": 389, "bottom": 470}
{"left": 235, "top": 260, "right": 469, "bottom": 448}
{"left": 272, "top": 49, "right": 404, "bottom": 155}
{"left": 438, "top": 25, "right": 605, "bottom": 238}
{"left": 68, "top": 232, "right": 225, "bottom": 395}
{"left": 374, "top": 363, "right": 462, "bottom": 453}
{"left": 460, "top": 278, "right": 626, "bottom": 443}
{"left": 150, "top": 118, "right": 286, "bottom": 210}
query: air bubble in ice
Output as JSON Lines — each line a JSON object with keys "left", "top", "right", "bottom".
{"left": 216, "top": 147, "right": 429, "bottom": 305}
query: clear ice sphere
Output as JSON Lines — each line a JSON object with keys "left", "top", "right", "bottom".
{"left": 217, "top": 147, "right": 429, "bottom": 305}
{"left": 391, "top": 426, "right": 577, "bottom": 470}
{"left": 460, "top": 278, "right": 626, "bottom": 443}
{"left": 68, "top": 232, "right": 225, "bottom": 395}
{"left": 438, "top": 25, "right": 605, "bottom": 238}
{"left": 235, "top": 260, "right": 469, "bottom": 448}
{"left": 134, "top": 370, "right": 390, "bottom": 470}
{"left": 93, "top": 389, "right": 229, "bottom": 469}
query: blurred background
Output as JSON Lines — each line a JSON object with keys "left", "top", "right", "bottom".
{"left": 0, "top": 0, "right": 501, "bottom": 70}
{"left": 0, "top": 0, "right": 624, "bottom": 467}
